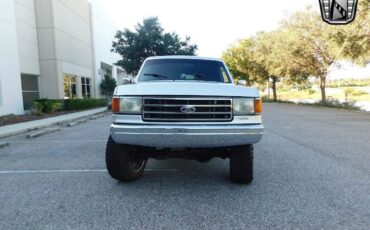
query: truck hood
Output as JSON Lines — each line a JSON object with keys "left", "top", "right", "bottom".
{"left": 114, "top": 82, "right": 260, "bottom": 97}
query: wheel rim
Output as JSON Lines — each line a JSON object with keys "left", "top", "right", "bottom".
{"left": 128, "top": 153, "right": 145, "bottom": 173}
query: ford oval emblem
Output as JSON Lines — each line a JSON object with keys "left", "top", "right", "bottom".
{"left": 180, "top": 105, "right": 196, "bottom": 113}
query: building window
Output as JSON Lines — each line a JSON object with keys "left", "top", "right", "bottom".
{"left": 81, "top": 77, "right": 91, "bottom": 98}
{"left": 100, "top": 63, "right": 112, "bottom": 79}
{"left": 64, "top": 74, "right": 77, "bottom": 99}
{"left": 21, "top": 74, "right": 40, "bottom": 110}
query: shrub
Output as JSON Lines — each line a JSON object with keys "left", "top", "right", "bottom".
{"left": 344, "top": 88, "right": 368, "bottom": 98}
{"left": 344, "top": 88, "right": 356, "bottom": 97}
{"left": 33, "top": 99, "right": 62, "bottom": 113}
{"left": 63, "top": 98, "right": 107, "bottom": 111}
{"left": 33, "top": 98, "right": 107, "bottom": 113}
{"left": 32, "top": 101, "right": 43, "bottom": 114}
{"left": 327, "top": 79, "right": 370, "bottom": 88}
{"left": 312, "top": 98, "right": 360, "bottom": 111}
{"left": 100, "top": 74, "right": 117, "bottom": 97}
{"left": 307, "top": 88, "right": 316, "bottom": 95}
{"left": 352, "top": 89, "right": 368, "bottom": 96}
{"left": 261, "top": 96, "right": 361, "bottom": 111}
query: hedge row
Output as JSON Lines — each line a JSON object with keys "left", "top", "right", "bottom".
{"left": 33, "top": 98, "right": 107, "bottom": 113}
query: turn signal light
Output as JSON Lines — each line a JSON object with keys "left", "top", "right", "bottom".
{"left": 112, "top": 98, "right": 120, "bottom": 113}
{"left": 254, "top": 98, "right": 263, "bottom": 113}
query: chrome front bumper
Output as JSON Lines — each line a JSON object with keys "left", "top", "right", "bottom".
{"left": 110, "top": 123, "right": 264, "bottom": 148}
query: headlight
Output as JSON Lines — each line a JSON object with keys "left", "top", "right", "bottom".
{"left": 233, "top": 98, "right": 255, "bottom": 115}
{"left": 112, "top": 97, "right": 142, "bottom": 114}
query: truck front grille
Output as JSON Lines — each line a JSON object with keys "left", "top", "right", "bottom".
{"left": 142, "top": 97, "right": 232, "bottom": 122}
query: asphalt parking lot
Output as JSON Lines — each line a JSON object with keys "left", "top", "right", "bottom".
{"left": 1, "top": 104, "right": 370, "bottom": 229}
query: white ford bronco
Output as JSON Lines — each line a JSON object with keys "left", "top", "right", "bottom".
{"left": 106, "top": 56, "right": 263, "bottom": 184}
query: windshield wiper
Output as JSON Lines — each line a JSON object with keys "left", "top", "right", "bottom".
{"left": 143, "top": 73, "right": 169, "bottom": 79}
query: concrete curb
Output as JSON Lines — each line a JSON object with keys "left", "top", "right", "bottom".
{"left": 66, "top": 119, "right": 88, "bottom": 127}
{"left": 0, "top": 142, "right": 10, "bottom": 148}
{"left": 26, "top": 127, "right": 61, "bottom": 139}
{"left": 0, "top": 107, "right": 108, "bottom": 139}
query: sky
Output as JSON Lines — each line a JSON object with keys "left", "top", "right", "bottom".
{"left": 98, "top": 0, "right": 369, "bottom": 79}
{"left": 99, "top": 0, "right": 318, "bottom": 57}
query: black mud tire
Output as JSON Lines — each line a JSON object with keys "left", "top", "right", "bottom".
{"left": 105, "top": 136, "right": 147, "bottom": 182}
{"left": 229, "top": 145, "right": 254, "bottom": 184}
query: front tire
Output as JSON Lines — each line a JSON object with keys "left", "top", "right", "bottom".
{"left": 106, "top": 135, "right": 147, "bottom": 182}
{"left": 230, "top": 145, "right": 254, "bottom": 184}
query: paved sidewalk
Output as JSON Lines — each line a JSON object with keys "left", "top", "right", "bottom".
{"left": 0, "top": 107, "right": 107, "bottom": 139}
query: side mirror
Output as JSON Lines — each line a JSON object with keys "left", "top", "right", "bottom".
{"left": 121, "top": 78, "right": 131, "bottom": 85}
{"left": 237, "top": 80, "right": 247, "bottom": 86}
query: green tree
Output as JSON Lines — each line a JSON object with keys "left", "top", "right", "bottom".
{"left": 100, "top": 74, "right": 117, "bottom": 97}
{"left": 222, "top": 33, "right": 307, "bottom": 101}
{"left": 254, "top": 30, "right": 310, "bottom": 101}
{"left": 325, "top": 0, "right": 369, "bottom": 65}
{"left": 222, "top": 38, "right": 268, "bottom": 86}
{"left": 281, "top": 8, "right": 338, "bottom": 103}
{"left": 280, "top": 3, "right": 369, "bottom": 103}
{"left": 222, "top": 1, "right": 368, "bottom": 103}
{"left": 112, "top": 17, "right": 198, "bottom": 75}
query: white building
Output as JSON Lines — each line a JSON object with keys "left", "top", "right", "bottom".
{"left": 0, "top": 0, "right": 123, "bottom": 116}
{"left": 89, "top": 0, "right": 126, "bottom": 97}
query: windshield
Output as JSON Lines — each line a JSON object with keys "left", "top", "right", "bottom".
{"left": 138, "top": 59, "right": 232, "bottom": 83}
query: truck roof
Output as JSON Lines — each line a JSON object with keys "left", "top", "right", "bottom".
{"left": 145, "top": 55, "right": 223, "bottom": 62}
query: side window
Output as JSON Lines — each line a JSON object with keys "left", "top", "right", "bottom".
{"left": 221, "top": 67, "right": 230, "bottom": 83}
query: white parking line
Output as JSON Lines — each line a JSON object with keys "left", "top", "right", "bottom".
{"left": 0, "top": 169, "right": 106, "bottom": 174}
{"left": 0, "top": 168, "right": 179, "bottom": 174}
{"left": 7, "top": 140, "right": 107, "bottom": 143}
{"left": 146, "top": 169, "right": 179, "bottom": 172}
